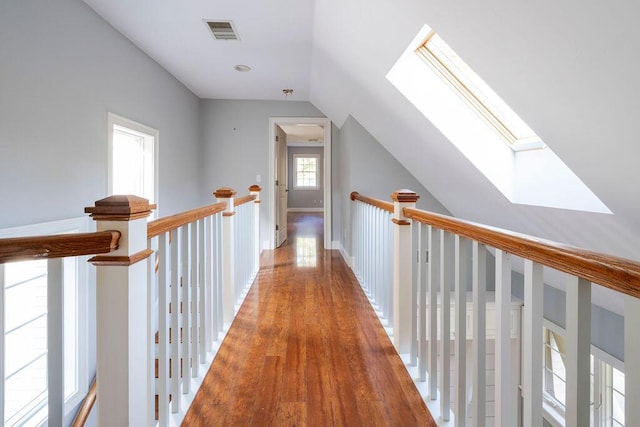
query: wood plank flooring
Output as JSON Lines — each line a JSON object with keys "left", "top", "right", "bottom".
{"left": 182, "top": 213, "right": 436, "bottom": 426}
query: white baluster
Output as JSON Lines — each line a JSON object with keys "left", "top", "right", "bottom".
{"left": 495, "top": 249, "right": 513, "bottom": 426}
{"left": 180, "top": 225, "right": 190, "bottom": 394}
{"left": 440, "top": 230, "right": 453, "bottom": 421}
{"left": 198, "top": 218, "right": 206, "bottom": 362}
{"left": 428, "top": 225, "right": 439, "bottom": 400}
{"left": 455, "top": 236, "right": 469, "bottom": 426}
{"left": 523, "top": 260, "right": 543, "bottom": 426}
{"left": 47, "top": 258, "right": 64, "bottom": 426}
{"left": 170, "top": 229, "right": 180, "bottom": 413}
{"left": 565, "top": 276, "right": 591, "bottom": 427}
{"left": 190, "top": 223, "right": 199, "bottom": 376}
{"left": 411, "top": 222, "right": 419, "bottom": 365}
{"left": 472, "top": 241, "right": 486, "bottom": 427}
{"left": 158, "top": 233, "right": 170, "bottom": 425}
{"left": 418, "top": 223, "right": 428, "bottom": 382}
{"left": 625, "top": 294, "right": 640, "bottom": 426}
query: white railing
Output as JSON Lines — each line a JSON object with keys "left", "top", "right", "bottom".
{"left": 350, "top": 190, "right": 640, "bottom": 427}
{"left": 350, "top": 193, "right": 393, "bottom": 330}
{"left": 0, "top": 185, "right": 261, "bottom": 427}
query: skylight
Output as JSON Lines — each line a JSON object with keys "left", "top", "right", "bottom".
{"left": 417, "top": 32, "right": 542, "bottom": 150}
{"left": 387, "top": 26, "right": 611, "bottom": 214}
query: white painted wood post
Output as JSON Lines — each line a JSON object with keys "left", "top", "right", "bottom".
{"left": 565, "top": 276, "right": 591, "bottom": 427}
{"left": 472, "top": 242, "right": 486, "bottom": 427}
{"left": 429, "top": 225, "right": 440, "bottom": 400}
{"left": 455, "top": 236, "right": 469, "bottom": 426}
{"left": 440, "top": 230, "right": 453, "bottom": 421}
{"left": 495, "top": 249, "right": 513, "bottom": 426}
{"left": 625, "top": 295, "right": 640, "bottom": 426}
{"left": 249, "top": 185, "right": 262, "bottom": 275}
{"left": 522, "top": 260, "right": 543, "bottom": 426}
{"left": 391, "top": 189, "right": 419, "bottom": 353}
{"left": 85, "top": 195, "right": 154, "bottom": 427}
{"left": 214, "top": 187, "right": 236, "bottom": 325}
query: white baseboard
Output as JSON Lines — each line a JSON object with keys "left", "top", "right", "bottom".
{"left": 287, "top": 208, "right": 324, "bottom": 213}
{"left": 331, "top": 241, "right": 353, "bottom": 268}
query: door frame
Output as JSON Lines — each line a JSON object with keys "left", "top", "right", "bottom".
{"left": 268, "top": 117, "right": 332, "bottom": 250}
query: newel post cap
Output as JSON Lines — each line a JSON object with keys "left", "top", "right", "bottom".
{"left": 85, "top": 195, "right": 155, "bottom": 221}
{"left": 249, "top": 185, "right": 262, "bottom": 192}
{"left": 391, "top": 189, "right": 420, "bottom": 203}
{"left": 214, "top": 187, "right": 237, "bottom": 198}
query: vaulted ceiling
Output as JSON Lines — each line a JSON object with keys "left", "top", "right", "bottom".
{"left": 84, "top": 0, "right": 640, "bottom": 313}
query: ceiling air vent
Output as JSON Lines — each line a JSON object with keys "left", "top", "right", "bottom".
{"left": 206, "top": 20, "right": 239, "bottom": 40}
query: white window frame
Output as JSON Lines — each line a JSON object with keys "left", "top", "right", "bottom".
{"left": 0, "top": 217, "right": 92, "bottom": 426}
{"left": 292, "top": 154, "right": 320, "bottom": 190}
{"left": 542, "top": 320, "right": 625, "bottom": 427}
{"left": 107, "top": 113, "right": 159, "bottom": 215}
{"left": 416, "top": 31, "right": 544, "bottom": 151}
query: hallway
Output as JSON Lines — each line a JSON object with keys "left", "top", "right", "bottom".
{"left": 183, "top": 213, "right": 436, "bottom": 426}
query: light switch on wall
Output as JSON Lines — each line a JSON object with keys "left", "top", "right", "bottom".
{"left": 256, "top": 174, "right": 261, "bottom": 183}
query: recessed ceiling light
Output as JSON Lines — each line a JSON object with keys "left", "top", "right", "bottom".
{"left": 234, "top": 64, "right": 251, "bottom": 72}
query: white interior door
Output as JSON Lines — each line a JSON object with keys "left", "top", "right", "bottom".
{"left": 276, "top": 126, "right": 288, "bottom": 247}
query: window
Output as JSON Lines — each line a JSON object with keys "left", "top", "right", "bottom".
{"left": 293, "top": 155, "right": 319, "bottom": 189}
{"left": 1, "top": 218, "right": 90, "bottom": 426}
{"left": 417, "top": 32, "right": 542, "bottom": 150}
{"left": 387, "top": 25, "right": 611, "bottom": 213}
{"left": 542, "top": 325, "right": 625, "bottom": 426}
{"left": 108, "top": 113, "right": 158, "bottom": 214}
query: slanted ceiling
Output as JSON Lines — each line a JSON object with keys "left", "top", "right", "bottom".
{"left": 83, "top": 0, "right": 640, "bottom": 312}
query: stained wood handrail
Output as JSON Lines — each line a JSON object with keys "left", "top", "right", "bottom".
{"left": 147, "top": 202, "right": 226, "bottom": 238}
{"left": 0, "top": 231, "right": 120, "bottom": 264}
{"left": 350, "top": 191, "right": 394, "bottom": 213}
{"left": 234, "top": 194, "right": 257, "bottom": 207}
{"left": 403, "top": 206, "right": 640, "bottom": 299}
{"left": 71, "top": 378, "right": 96, "bottom": 427}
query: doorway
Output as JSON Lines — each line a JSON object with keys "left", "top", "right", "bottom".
{"left": 268, "top": 117, "right": 332, "bottom": 250}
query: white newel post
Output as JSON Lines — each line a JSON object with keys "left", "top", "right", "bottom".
{"left": 391, "top": 189, "right": 419, "bottom": 353}
{"left": 85, "top": 195, "right": 155, "bottom": 427}
{"left": 249, "top": 185, "right": 261, "bottom": 273}
{"left": 215, "top": 187, "right": 236, "bottom": 324}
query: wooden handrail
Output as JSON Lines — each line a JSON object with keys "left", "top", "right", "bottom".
{"left": 147, "top": 202, "right": 226, "bottom": 238}
{"left": 350, "top": 192, "right": 394, "bottom": 213}
{"left": 403, "top": 206, "right": 640, "bottom": 299}
{"left": 234, "top": 194, "right": 257, "bottom": 207}
{"left": 0, "top": 231, "right": 120, "bottom": 264}
{"left": 71, "top": 378, "right": 96, "bottom": 427}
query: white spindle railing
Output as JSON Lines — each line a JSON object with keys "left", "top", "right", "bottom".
{"left": 0, "top": 184, "right": 262, "bottom": 427}
{"left": 351, "top": 190, "right": 640, "bottom": 427}
{"left": 350, "top": 193, "right": 393, "bottom": 331}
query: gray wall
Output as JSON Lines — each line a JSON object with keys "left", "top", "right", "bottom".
{"left": 0, "top": 1, "right": 204, "bottom": 424}
{"left": 287, "top": 146, "right": 324, "bottom": 210}
{"left": 199, "top": 99, "right": 325, "bottom": 247}
{"left": 0, "top": 0, "right": 203, "bottom": 228}
{"left": 335, "top": 115, "right": 450, "bottom": 253}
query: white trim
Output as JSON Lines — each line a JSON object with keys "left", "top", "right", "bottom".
{"left": 269, "top": 117, "right": 332, "bottom": 250}
{"left": 287, "top": 208, "right": 324, "bottom": 213}
{"left": 107, "top": 113, "right": 160, "bottom": 216}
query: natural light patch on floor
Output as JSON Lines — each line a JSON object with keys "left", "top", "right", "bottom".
{"left": 387, "top": 25, "right": 611, "bottom": 214}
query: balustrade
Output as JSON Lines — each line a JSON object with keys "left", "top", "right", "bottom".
{"left": 0, "top": 185, "right": 261, "bottom": 426}
{"left": 351, "top": 190, "right": 640, "bottom": 426}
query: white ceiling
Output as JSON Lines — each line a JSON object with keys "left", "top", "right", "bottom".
{"left": 82, "top": 0, "right": 315, "bottom": 100}
{"left": 280, "top": 124, "right": 324, "bottom": 145}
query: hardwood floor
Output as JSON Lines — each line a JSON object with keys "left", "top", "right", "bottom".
{"left": 183, "top": 213, "right": 436, "bottom": 426}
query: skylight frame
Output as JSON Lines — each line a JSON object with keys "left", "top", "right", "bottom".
{"left": 416, "top": 31, "right": 542, "bottom": 149}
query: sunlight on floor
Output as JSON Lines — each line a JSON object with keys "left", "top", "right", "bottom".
{"left": 295, "top": 236, "right": 317, "bottom": 267}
